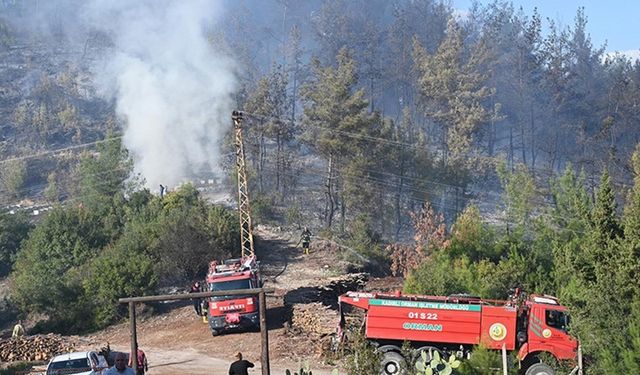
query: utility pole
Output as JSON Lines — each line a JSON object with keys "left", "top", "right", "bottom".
{"left": 232, "top": 111, "right": 255, "bottom": 258}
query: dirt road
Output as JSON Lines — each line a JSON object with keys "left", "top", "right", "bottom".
{"left": 78, "top": 225, "right": 348, "bottom": 375}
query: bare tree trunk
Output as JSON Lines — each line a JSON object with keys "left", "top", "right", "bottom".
{"left": 549, "top": 130, "right": 559, "bottom": 172}
{"left": 509, "top": 127, "right": 514, "bottom": 170}
{"left": 370, "top": 75, "right": 375, "bottom": 112}
{"left": 488, "top": 113, "right": 496, "bottom": 157}
{"left": 394, "top": 147, "right": 406, "bottom": 241}
{"left": 259, "top": 133, "right": 265, "bottom": 193}
{"left": 530, "top": 105, "right": 537, "bottom": 174}
{"left": 291, "top": 69, "right": 298, "bottom": 124}
{"left": 276, "top": 132, "right": 281, "bottom": 194}
{"left": 518, "top": 50, "right": 526, "bottom": 166}
{"left": 520, "top": 121, "right": 527, "bottom": 166}
{"left": 442, "top": 126, "right": 448, "bottom": 169}
{"left": 324, "top": 155, "right": 335, "bottom": 228}
{"left": 340, "top": 190, "right": 346, "bottom": 234}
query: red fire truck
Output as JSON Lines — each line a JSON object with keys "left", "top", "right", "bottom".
{"left": 205, "top": 255, "right": 261, "bottom": 336}
{"left": 338, "top": 289, "right": 581, "bottom": 375}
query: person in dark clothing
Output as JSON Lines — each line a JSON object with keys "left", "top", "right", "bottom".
{"left": 298, "top": 226, "right": 312, "bottom": 255}
{"left": 228, "top": 352, "right": 254, "bottom": 375}
{"left": 128, "top": 343, "right": 149, "bottom": 375}
{"left": 190, "top": 281, "right": 202, "bottom": 316}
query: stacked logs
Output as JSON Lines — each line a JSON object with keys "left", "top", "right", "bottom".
{"left": 0, "top": 334, "right": 75, "bottom": 362}
{"left": 283, "top": 273, "right": 368, "bottom": 307}
{"left": 290, "top": 302, "right": 338, "bottom": 337}
{"left": 280, "top": 274, "right": 369, "bottom": 358}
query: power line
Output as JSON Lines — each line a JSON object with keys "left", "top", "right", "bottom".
{"left": 0, "top": 136, "right": 123, "bottom": 165}
{"left": 0, "top": 109, "right": 629, "bottom": 235}
{"left": 239, "top": 110, "right": 633, "bottom": 189}
{"left": 250, "top": 161, "right": 596, "bottom": 236}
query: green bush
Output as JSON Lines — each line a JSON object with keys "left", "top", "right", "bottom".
{"left": 11, "top": 206, "right": 109, "bottom": 332}
{"left": 9, "top": 182, "right": 237, "bottom": 332}
{"left": 0, "top": 362, "right": 33, "bottom": 375}
{"left": 343, "top": 214, "right": 388, "bottom": 275}
{"left": 83, "top": 244, "right": 158, "bottom": 328}
{"left": 458, "top": 346, "right": 517, "bottom": 375}
{"left": 251, "top": 192, "right": 277, "bottom": 223}
{"left": 342, "top": 333, "right": 381, "bottom": 375}
{"left": 285, "top": 202, "right": 302, "bottom": 228}
{"left": 0, "top": 212, "right": 32, "bottom": 277}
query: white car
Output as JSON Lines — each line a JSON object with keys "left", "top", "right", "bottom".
{"left": 45, "top": 351, "right": 109, "bottom": 375}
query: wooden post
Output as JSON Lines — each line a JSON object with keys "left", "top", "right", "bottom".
{"left": 259, "top": 290, "right": 270, "bottom": 375}
{"left": 119, "top": 288, "right": 275, "bottom": 373}
{"left": 129, "top": 301, "right": 138, "bottom": 371}
{"left": 578, "top": 344, "right": 583, "bottom": 375}
{"left": 501, "top": 343, "right": 508, "bottom": 375}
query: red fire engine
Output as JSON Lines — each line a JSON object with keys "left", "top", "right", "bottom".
{"left": 205, "top": 255, "right": 261, "bottom": 336}
{"left": 338, "top": 289, "right": 581, "bottom": 375}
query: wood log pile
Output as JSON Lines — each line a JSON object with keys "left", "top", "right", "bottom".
{"left": 276, "top": 302, "right": 338, "bottom": 359}
{"left": 290, "top": 302, "right": 338, "bottom": 337}
{"left": 283, "top": 273, "right": 368, "bottom": 307}
{"left": 278, "top": 273, "right": 368, "bottom": 358}
{"left": 0, "top": 334, "right": 75, "bottom": 362}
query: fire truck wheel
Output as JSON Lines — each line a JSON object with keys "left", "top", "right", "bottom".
{"left": 380, "top": 351, "right": 405, "bottom": 375}
{"left": 524, "top": 363, "right": 555, "bottom": 375}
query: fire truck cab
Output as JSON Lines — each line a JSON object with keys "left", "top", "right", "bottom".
{"left": 518, "top": 294, "right": 577, "bottom": 370}
{"left": 205, "top": 255, "right": 261, "bottom": 336}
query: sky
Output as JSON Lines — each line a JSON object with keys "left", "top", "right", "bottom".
{"left": 453, "top": 0, "right": 639, "bottom": 59}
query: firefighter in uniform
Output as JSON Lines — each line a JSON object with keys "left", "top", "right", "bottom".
{"left": 12, "top": 320, "right": 24, "bottom": 337}
{"left": 298, "top": 227, "right": 312, "bottom": 255}
{"left": 190, "top": 281, "right": 203, "bottom": 316}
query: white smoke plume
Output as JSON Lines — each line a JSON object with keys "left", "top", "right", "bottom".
{"left": 84, "top": 0, "right": 236, "bottom": 190}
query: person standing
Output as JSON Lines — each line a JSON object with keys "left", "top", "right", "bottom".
{"left": 228, "top": 352, "right": 254, "bottom": 375}
{"left": 12, "top": 320, "right": 24, "bottom": 338}
{"left": 190, "top": 281, "right": 202, "bottom": 316}
{"left": 105, "top": 352, "right": 135, "bottom": 375}
{"left": 128, "top": 344, "right": 149, "bottom": 375}
{"left": 298, "top": 227, "right": 312, "bottom": 255}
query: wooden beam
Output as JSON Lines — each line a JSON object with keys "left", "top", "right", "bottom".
{"left": 118, "top": 288, "right": 275, "bottom": 303}
{"left": 120, "top": 288, "right": 275, "bottom": 374}
{"left": 129, "top": 301, "right": 138, "bottom": 370}
{"left": 259, "top": 290, "right": 270, "bottom": 375}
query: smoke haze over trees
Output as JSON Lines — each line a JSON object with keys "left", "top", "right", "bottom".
{"left": 0, "top": 0, "right": 638, "bottom": 208}
{"left": 0, "top": 1, "right": 640, "bottom": 372}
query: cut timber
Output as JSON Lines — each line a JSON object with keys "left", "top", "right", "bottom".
{"left": 291, "top": 302, "right": 338, "bottom": 336}
{"left": 0, "top": 334, "right": 75, "bottom": 362}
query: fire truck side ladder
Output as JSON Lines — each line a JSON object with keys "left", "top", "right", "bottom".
{"left": 232, "top": 111, "right": 255, "bottom": 258}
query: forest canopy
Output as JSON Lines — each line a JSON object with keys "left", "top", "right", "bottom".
{"left": 0, "top": 1, "right": 638, "bottom": 372}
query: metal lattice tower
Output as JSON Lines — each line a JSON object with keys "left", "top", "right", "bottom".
{"left": 232, "top": 111, "right": 255, "bottom": 258}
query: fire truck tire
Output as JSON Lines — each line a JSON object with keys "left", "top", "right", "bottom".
{"left": 524, "top": 363, "right": 555, "bottom": 375}
{"left": 377, "top": 345, "right": 401, "bottom": 353}
{"left": 380, "top": 351, "right": 406, "bottom": 375}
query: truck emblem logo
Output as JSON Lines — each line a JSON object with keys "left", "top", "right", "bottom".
{"left": 542, "top": 329, "right": 552, "bottom": 338}
{"left": 489, "top": 323, "right": 507, "bottom": 341}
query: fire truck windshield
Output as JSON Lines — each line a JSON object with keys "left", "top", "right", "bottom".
{"left": 209, "top": 279, "right": 251, "bottom": 292}
{"left": 545, "top": 309, "right": 570, "bottom": 332}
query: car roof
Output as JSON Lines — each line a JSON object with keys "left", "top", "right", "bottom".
{"left": 50, "top": 351, "right": 91, "bottom": 361}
